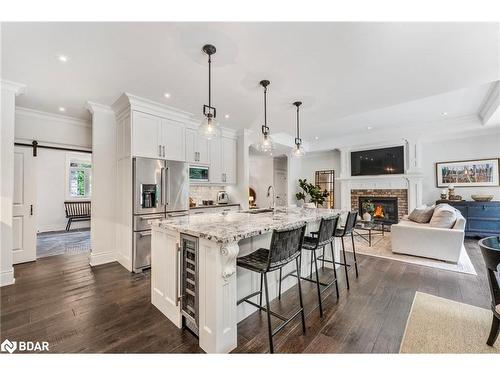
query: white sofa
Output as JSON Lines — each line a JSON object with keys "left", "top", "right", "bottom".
{"left": 391, "top": 212, "right": 466, "bottom": 263}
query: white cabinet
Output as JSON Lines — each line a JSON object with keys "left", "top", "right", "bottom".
{"left": 209, "top": 138, "right": 223, "bottom": 183}
{"left": 221, "top": 137, "right": 237, "bottom": 184}
{"left": 161, "top": 118, "right": 185, "bottom": 162}
{"left": 132, "top": 111, "right": 185, "bottom": 162}
{"left": 185, "top": 128, "right": 210, "bottom": 165}
{"left": 209, "top": 136, "right": 237, "bottom": 184}
{"left": 132, "top": 111, "right": 163, "bottom": 159}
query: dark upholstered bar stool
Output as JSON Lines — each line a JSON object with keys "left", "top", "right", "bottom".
{"left": 479, "top": 236, "right": 500, "bottom": 346}
{"left": 327, "top": 211, "right": 359, "bottom": 290}
{"left": 237, "top": 224, "right": 307, "bottom": 353}
{"left": 280, "top": 215, "right": 340, "bottom": 317}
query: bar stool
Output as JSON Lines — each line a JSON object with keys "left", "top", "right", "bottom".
{"left": 280, "top": 215, "right": 340, "bottom": 317}
{"left": 236, "top": 224, "right": 307, "bottom": 353}
{"left": 328, "top": 211, "right": 359, "bottom": 290}
{"left": 479, "top": 236, "right": 500, "bottom": 346}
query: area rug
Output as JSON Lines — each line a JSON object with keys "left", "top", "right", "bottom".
{"left": 345, "top": 232, "right": 476, "bottom": 275}
{"left": 400, "top": 292, "right": 499, "bottom": 353}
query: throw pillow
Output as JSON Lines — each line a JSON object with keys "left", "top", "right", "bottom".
{"left": 408, "top": 206, "right": 434, "bottom": 223}
{"left": 429, "top": 204, "right": 457, "bottom": 228}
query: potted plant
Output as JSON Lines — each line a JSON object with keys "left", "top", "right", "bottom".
{"left": 295, "top": 179, "right": 329, "bottom": 208}
{"left": 361, "top": 200, "right": 375, "bottom": 221}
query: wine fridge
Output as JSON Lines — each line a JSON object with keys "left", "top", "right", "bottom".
{"left": 180, "top": 233, "right": 199, "bottom": 336}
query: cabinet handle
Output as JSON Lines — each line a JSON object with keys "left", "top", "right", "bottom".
{"left": 159, "top": 145, "right": 162, "bottom": 157}
{"left": 163, "top": 145, "right": 166, "bottom": 158}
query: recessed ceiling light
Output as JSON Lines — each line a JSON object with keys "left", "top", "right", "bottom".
{"left": 164, "top": 93, "right": 171, "bottom": 99}
{"left": 58, "top": 55, "right": 68, "bottom": 63}
{"left": 58, "top": 107, "right": 66, "bottom": 112}
{"left": 315, "top": 136, "right": 319, "bottom": 140}
{"left": 367, "top": 126, "right": 373, "bottom": 130}
{"left": 441, "top": 112, "right": 448, "bottom": 116}
{"left": 224, "top": 114, "right": 230, "bottom": 119}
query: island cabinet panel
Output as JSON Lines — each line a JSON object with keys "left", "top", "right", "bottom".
{"left": 151, "top": 226, "right": 182, "bottom": 328}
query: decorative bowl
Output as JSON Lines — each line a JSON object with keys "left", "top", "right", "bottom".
{"left": 471, "top": 195, "right": 494, "bottom": 202}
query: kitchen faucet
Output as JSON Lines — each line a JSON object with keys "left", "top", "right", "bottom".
{"left": 267, "top": 185, "right": 275, "bottom": 210}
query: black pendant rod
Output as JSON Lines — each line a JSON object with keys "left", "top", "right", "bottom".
{"left": 208, "top": 53, "right": 211, "bottom": 108}
{"left": 293, "top": 101, "right": 302, "bottom": 145}
{"left": 260, "top": 80, "right": 270, "bottom": 134}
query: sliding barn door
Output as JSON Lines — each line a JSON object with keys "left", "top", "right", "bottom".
{"left": 12, "top": 146, "right": 37, "bottom": 264}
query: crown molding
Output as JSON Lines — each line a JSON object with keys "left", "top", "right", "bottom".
{"left": 16, "top": 106, "right": 91, "bottom": 128}
{"left": 1, "top": 79, "right": 26, "bottom": 95}
{"left": 478, "top": 80, "right": 500, "bottom": 126}
{"left": 85, "top": 101, "right": 114, "bottom": 115}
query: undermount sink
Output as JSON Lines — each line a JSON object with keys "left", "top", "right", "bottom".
{"left": 245, "top": 208, "right": 275, "bottom": 214}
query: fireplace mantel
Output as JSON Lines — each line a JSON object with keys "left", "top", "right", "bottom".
{"left": 337, "top": 140, "right": 424, "bottom": 214}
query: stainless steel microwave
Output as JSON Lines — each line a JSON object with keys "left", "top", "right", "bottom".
{"left": 189, "top": 165, "right": 209, "bottom": 182}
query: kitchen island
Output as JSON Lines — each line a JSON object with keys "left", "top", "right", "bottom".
{"left": 150, "top": 207, "right": 343, "bottom": 353}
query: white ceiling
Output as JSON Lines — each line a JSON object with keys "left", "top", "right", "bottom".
{"left": 2, "top": 22, "right": 499, "bottom": 140}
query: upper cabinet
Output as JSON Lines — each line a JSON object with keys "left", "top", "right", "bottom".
{"left": 185, "top": 128, "right": 210, "bottom": 165}
{"left": 209, "top": 136, "right": 237, "bottom": 184}
{"left": 221, "top": 136, "right": 237, "bottom": 184}
{"left": 132, "top": 111, "right": 163, "bottom": 159}
{"left": 132, "top": 111, "right": 185, "bottom": 162}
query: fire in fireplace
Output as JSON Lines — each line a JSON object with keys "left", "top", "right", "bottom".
{"left": 358, "top": 196, "right": 399, "bottom": 224}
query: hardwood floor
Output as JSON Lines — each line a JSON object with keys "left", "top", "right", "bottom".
{"left": 0, "top": 239, "right": 490, "bottom": 353}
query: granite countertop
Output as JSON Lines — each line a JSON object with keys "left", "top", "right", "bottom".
{"left": 154, "top": 207, "right": 342, "bottom": 244}
{"left": 189, "top": 203, "right": 241, "bottom": 210}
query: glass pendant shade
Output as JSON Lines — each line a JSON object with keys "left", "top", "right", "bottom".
{"left": 198, "top": 114, "right": 220, "bottom": 140}
{"left": 292, "top": 143, "right": 305, "bottom": 157}
{"left": 256, "top": 132, "right": 274, "bottom": 154}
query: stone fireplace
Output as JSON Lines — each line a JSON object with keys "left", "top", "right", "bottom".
{"left": 351, "top": 189, "right": 408, "bottom": 223}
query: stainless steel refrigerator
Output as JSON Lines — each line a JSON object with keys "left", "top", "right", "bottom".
{"left": 132, "top": 157, "right": 189, "bottom": 272}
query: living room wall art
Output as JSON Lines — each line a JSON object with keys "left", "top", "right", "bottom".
{"left": 436, "top": 158, "right": 500, "bottom": 187}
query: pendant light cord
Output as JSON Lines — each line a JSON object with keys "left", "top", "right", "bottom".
{"left": 264, "top": 85, "right": 267, "bottom": 127}
{"left": 208, "top": 54, "right": 211, "bottom": 109}
{"left": 296, "top": 105, "right": 300, "bottom": 140}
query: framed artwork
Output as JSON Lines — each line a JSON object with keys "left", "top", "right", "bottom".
{"left": 435, "top": 158, "right": 500, "bottom": 188}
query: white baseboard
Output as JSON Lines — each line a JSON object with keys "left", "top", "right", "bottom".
{"left": 89, "top": 250, "right": 116, "bottom": 266}
{"left": 116, "top": 252, "right": 133, "bottom": 272}
{"left": 0, "top": 269, "right": 15, "bottom": 287}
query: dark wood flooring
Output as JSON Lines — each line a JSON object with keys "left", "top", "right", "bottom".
{"left": 0, "top": 239, "right": 491, "bottom": 353}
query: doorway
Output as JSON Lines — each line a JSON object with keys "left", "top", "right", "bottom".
{"left": 13, "top": 145, "right": 92, "bottom": 263}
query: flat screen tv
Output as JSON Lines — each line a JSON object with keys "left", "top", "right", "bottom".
{"left": 351, "top": 146, "right": 405, "bottom": 176}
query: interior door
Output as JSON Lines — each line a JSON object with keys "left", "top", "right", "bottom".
{"left": 274, "top": 170, "right": 288, "bottom": 207}
{"left": 12, "top": 146, "right": 37, "bottom": 264}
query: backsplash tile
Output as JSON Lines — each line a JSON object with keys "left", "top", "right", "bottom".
{"left": 189, "top": 185, "right": 228, "bottom": 205}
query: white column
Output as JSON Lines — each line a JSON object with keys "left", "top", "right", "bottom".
{"left": 85, "top": 102, "right": 117, "bottom": 266}
{"left": 0, "top": 80, "right": 26, "bottom": 286}
{"left": 338, "top": 148, "right": 351, "bottom": 211}
{"left": 405, "top": 138, "right": 423, "bottom": 212}
{"left": 198, "top": 238, "right": 239, "bottom": 353}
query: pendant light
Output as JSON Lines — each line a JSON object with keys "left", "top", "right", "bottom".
{"left": 256, "top": 79, "right": 274, "bottom": 154}
{"left": 292, "top": 101, "right": 306, "bottom": 157}
{"left": 198, "top": 44, "right": 220, "bottom": 140}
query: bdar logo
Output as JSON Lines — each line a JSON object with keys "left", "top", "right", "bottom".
{"left": 1, "top": 339, "right": 17, "bottom": 353}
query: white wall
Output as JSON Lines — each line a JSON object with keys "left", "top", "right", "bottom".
{"left": 295, "top": 150, "right": 341, "bottom": 208}
{"left": 249, "top": 153, "right": 274, "bottom": 208}
{"left": 36, "top": 149, "right": 91, "bottom": 233}
{"left": 15, "top": 107, "right": 91, "bottom": 150}
{"left": 421, "top": 131, "right": 500, "bottom": 205}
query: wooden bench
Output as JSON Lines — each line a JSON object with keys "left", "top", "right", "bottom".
{"left": 64, "top": 201, "right": 91, "bottom": 231}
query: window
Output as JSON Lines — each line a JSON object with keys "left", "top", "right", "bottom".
{"left": 315, "top": 170, "right": 335, "bottom": 209}
{"left": 67, "top": 155, "right": 92, "bottom": 199}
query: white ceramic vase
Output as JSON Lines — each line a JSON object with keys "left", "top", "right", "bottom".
{"left": 362, "top": 212, "right": 372, "bottom": 221}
